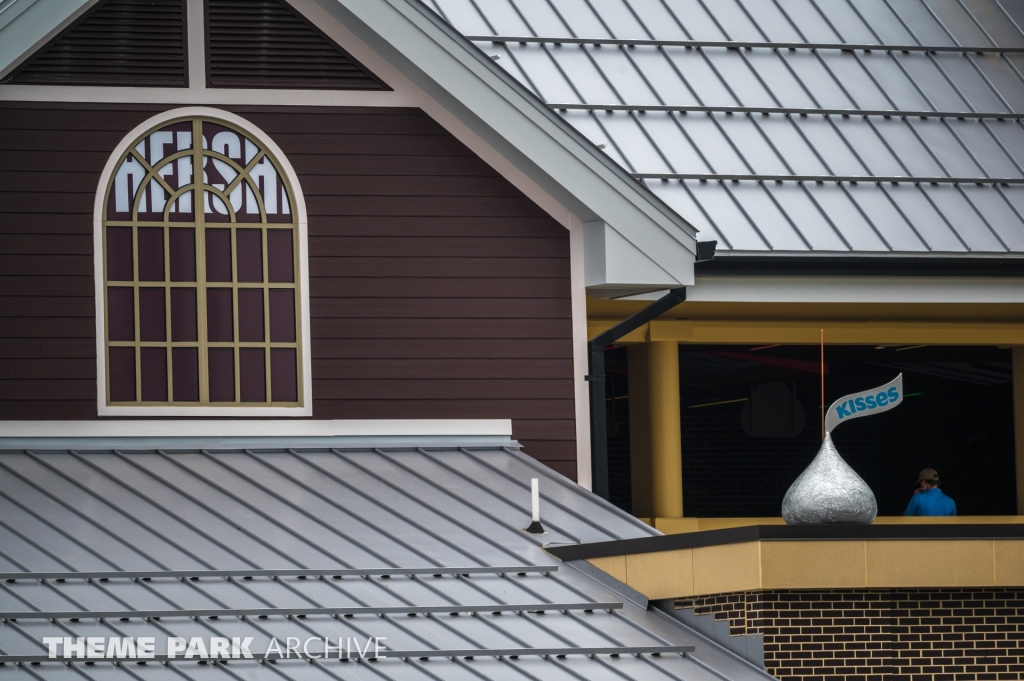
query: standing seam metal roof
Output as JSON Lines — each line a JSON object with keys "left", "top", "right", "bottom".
{"left": 0, "top": 446, "right": 771, "bottom": 681}
{"left": 428, "top": 0, "right": 1024, "bottom": 257}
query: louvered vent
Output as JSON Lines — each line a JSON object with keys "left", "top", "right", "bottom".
{"left": 206, "top": 0, "right": 388, "bottom": 90}
{"left": 3, "top": 0, "right": 187, "bottom": 87}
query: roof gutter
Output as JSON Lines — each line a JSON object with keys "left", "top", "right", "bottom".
{"left": 587, "top": 286, "right": 687, "bottom": 500}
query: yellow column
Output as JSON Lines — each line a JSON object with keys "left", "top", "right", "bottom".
{"left": 649, "top": 340, "right": 683, "bottom": 519}
{"left": 628, "top": 344, "right": 653, "bottom": 519}
{"left": 1014, "top": 348, "right": 1024, "bottom": 515}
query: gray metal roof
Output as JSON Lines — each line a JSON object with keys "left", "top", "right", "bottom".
{"left": 0, "top": 446, "right": 770, "bottom": 681}
{"left": 429, "top": 0, "right": 1024, "bottom": 258}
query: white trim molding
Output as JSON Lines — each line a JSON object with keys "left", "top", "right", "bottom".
{"left": 0, "top": 419, "right": 515, "bottom": 450}
{"left": 0, "top": 419, "right": 512, "bottom": 438}
{"left": 93, "top": 107, "right": 314, "bottom": 417}
{"left": 186, "top": 0, "right": 205, "bottom": 90}
{"left": 569, "top": 216, "right": 591, "bottom": 489}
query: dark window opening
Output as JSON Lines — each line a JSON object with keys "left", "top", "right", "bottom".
{"left": 676, "top": 344, "right": 1016, "bottom": 517}
{"left": 3, "top": 0, "right": 187, "bottom": 87}
{"left": 205, "top": 0, "right": 390, "bottom": 90}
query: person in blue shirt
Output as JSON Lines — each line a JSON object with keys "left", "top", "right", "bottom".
{"left": 904, "top": 468, "right": 956, "bottom": 516}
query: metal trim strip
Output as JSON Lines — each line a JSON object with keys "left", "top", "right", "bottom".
{"left": 550, "top": 104, "right": 1024, "bottom": 120}
{"left": 0, "top": 566, "right": 556, "bottom": 580}
{"left": 0, "top": 602, "right": 617, "bottom": 620}
{"left": 545, "top": 524, "right": 1024, "bottom": 561}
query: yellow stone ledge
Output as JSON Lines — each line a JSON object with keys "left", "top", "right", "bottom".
{"left": 638, "top": 516, "right": 1024, "bottom": 534}
{"left": 585, "top": 536, "right": 1024, "bottom": 601}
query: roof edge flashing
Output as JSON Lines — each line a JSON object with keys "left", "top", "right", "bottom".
{"left": 0, "top": 0, "right": 97, "bottom": 79}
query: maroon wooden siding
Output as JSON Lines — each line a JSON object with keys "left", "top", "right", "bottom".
{"left": 0, "top": 102, "right": 577, "bottom": 477}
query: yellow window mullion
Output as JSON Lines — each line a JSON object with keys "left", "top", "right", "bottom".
{"left": 164, "top": 225, "right": 173, "bottom": 402}
{"left": 231, "top": 224, "right": 240, "bottom": 404}
{"left": 262, "top": 225, "right": 272, "bottom": 404}
{"left": 101, "top": 116, "right": 302, "bottom": 409}
{"left": 132, "top": 224, "right": 142, "bottom": 402}
{"left": 193, "top": 118, "right": 209, "bottom": 406}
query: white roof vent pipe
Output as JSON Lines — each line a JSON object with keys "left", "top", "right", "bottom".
{"left": 524, "top": 478, "right": 546, "bottom": 534}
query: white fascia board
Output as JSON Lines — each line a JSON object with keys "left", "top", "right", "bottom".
{"left": 0, "top": 419, "right": 512, "bottom": 438}
{"left": 317, "top": 0, "right": 696, "bottom": 286}
{"left": 584, "top": 221, "right": 685, "bottom": 296}
{"left": 0, "top": 0, "right": 96, "bottom": 79}
{"left": 675, "top": 276, "right": 1024, "bottom": 304}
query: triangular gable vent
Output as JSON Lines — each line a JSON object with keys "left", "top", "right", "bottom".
{"left": 206, "top": 0, "right": 389, "bottom": 90}
{"left": 3, "top": 0, "right": 187, "bottom": 87}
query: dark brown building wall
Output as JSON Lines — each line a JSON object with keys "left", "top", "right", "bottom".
{"left": 677, "top": 588, "right": 1024, "bottom": 681}
{"left": 0, "top": 102, "right": 576, "bottom": 476}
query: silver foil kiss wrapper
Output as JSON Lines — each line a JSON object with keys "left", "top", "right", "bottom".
{"left": 782, "top": 432, "right": 877, "bottom": 525}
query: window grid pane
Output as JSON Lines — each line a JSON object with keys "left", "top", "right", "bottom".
{"left": 103, "top": 116, "right": 301, "bottom": 407}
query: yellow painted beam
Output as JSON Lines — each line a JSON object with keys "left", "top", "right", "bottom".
{"left": 588, "top": 299, "right": 1024, "bottom": 324}
{"left": 588, "top": 319, "right": 1024, "bottom": 345}
{"left": 650, "top": 319, "right": 1024, "bottom": 345}
{"left": 649, "top": 341, "right": 683, "bottom": 519}
{"left": 588, "top": 321, "right": 647, "bottom": 343}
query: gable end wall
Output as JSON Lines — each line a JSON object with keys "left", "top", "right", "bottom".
{"left": 0, "top": 102, "right": 576, "bottom": 477}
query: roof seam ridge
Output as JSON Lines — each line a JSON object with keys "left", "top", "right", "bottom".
{"left": 464, "top": 36, "right": 1024, "bottom": 53}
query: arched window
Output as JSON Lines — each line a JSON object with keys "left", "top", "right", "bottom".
{"left": 95, "top": 109, "right": 310, "bottom": 415}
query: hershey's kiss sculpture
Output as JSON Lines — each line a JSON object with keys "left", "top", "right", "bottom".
{"left": 782, "top": 432, "right": 876, "bottom": 524}
{"left": 782, "top": 373, "right": 904, "bottom": 525}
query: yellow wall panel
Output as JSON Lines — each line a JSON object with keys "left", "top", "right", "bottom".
{"left": 692, "top": 542, "right": 761, "bottom": 595}
{"left": 587, "top": 555, "right": 627, "bottom": 583}
{"left": 994, "top": 541, "right": 1024, "bottom": 585}
{"left": 954, "top": 541, "right": 995, "bottom": 586}
{"left": 865, "top": 541, "right": 900, "bottom": 586}
{"left": 625, "top": 549, "right": 694, "bottom": 599}
{"left": 583, "top": 539, "right": 1024, "bottom": 600}
{"left": 890, "top": 541, "right": 959, "bottom": 587}
{"left": 761, "top": 541, "right": 866, "bottom": 589}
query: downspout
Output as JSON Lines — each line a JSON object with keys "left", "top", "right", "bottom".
{"left": 587, "top": 286, "right": 687, "bottom": 501}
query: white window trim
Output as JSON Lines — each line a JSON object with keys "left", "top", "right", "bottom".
{"left": 0, "top": 419, "right": 512, "bottom": 438}
{"left": 93, "top": 106, "right": 313, "bottom": 416}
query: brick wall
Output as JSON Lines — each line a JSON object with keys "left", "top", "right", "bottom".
{"left": 676, "top": 588, "right": 1024, "bottom": 681}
